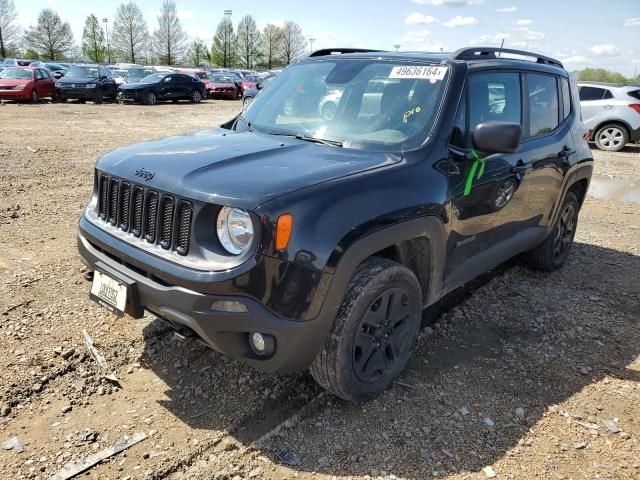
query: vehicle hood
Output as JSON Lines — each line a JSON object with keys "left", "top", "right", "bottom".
{"left": 0, "top": 78, "right": 31, "bottom": 87}
{"left": 120, "top": 82, "right": 155, "bottom": 90}
{"left": 97, "top": 128, "right": 401, "bottom": 209}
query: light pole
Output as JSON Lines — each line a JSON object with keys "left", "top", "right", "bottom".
{"left": 224, "top": 10, "right": 232, "bottom": 67}
{"left": 309, "top": 37, "right": 316, "bottom": 54}
{"left": 102, "top": 18, "right": 111, "bottom": 64}
{"left": 394, "top": 44, "right": 401, "bottom": 52}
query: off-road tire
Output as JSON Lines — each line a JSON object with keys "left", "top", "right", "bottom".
{"left": 310, "top": 257, "right": 422, "bottom": 401}
{"left": 523, "top": 191, "right": 579, "bottom": 271}
{"left": 594, "top": 123, "right": 628, "bottom": 152}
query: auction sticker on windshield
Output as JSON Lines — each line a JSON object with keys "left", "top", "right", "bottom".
{"left": 90, "top": 270, "right": 127, "bottom": 317}
{"left": 389, "top": 66, "right": 447, "bottom": 80}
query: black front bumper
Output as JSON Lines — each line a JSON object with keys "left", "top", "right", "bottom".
{"left": 77, "top": 228, "right": 332, "bottom": 373}
{"left": 56, "top": 86, "right": 97, "bottom": 99}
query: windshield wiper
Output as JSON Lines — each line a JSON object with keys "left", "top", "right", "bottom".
{"left": 294, "top": 135, "right": 343, "bottom": 148}
{"left": 264, "top": 131, "right": 343, "bottom": 148}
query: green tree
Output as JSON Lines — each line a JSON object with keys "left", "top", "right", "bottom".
{"left": 81, "top": 14, "right": 106, "bottom": 63}
{"left": 211, "top": 17, "right": 235, "bottom": 68}
{"left": 24, "top": 49, "right": 40, "bottom": 60}
{"left": 577, "top": 68, "right": 627, "bottom": 84}
{"left": 0, "top": 0, "right": 20, "bottom": 58}
{"left": 279, "top": 20, "right": 306, "bottom": 65}
{"left": 187, "top": 38, "right": 209, "bottom": 66}
{"left": 261, "top": 24, "right": 282, "bottom": 69}
{"left": 236, "top": 15, "right": 262, "bottom": 69}
{"left": 24, "top": 9, "right": 74, "bottom": 61}
{"left": 112, "top": 1, "right": 148, "bottom": 64}
{"left": 152, "top": 0, "right": 186, "bottom": 65}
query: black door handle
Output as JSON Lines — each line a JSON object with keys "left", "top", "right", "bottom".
{"left": 558, "top": 147, "right": 576, "bottom": 158}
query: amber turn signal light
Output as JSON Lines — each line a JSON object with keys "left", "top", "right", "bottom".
{"left": 276, "top": 214, "right": 293, "bottom": 250}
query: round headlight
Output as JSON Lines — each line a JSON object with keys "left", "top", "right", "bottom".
{"left": 217, "top": 207, "right": 254, "bottom": 255}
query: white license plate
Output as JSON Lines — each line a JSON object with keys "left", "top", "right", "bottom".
{"left": 90, "top": 270, "right": 127, "bottom": 316}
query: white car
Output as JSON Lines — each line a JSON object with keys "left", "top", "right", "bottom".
{"left": 578, "top": 82, "right": 640, "bottom": 151}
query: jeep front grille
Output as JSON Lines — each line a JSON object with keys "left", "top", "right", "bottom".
{"left": 96, "top": 174, "right": 193, "bottom": 256}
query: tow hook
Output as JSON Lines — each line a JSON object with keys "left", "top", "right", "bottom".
{"left": 83, "top": 271, "right": 94, "bottom": 282}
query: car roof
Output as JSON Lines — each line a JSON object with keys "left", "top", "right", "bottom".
{"left": 577, "top": 82, "right": 638, "bottom": 90}
{"left": 304, "top": 47, "right": 568, "bottom": 75}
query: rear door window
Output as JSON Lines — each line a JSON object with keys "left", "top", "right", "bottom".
{"left": 527, "top": 73, "right": 559, "bottom": 137}
{"left": 628, "top": 90, "right": 640, "bottom": 100}
{"left": 579, "top": 86, "right": 606, "bottom": 101}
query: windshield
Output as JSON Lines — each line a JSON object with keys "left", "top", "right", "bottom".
{"left": 241, "top": 59, "right": 450, "bottom": 151}
{"left": 0, "top": 68, "right": 32, "bottom": 79}
{"left": 140, "top": 73, "right": 165, "bottom": 84}
{"left": 210, "top": 75, "right": 233, "bottom": 83}
{"left": 194, "top": 72, "right": 207, "bottom": 79}
{"left": 66, "top": 67, "right": 99, "bottom": 78}
{"left": 127, "top": 68, "right": 154, "bottom": 78}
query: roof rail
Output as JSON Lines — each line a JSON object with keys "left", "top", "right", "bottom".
{"left": 451, "top": 47, "right": 564, "bottom": 68}
{"left": 309, "top": 48, "right": 386, "bottom": 57}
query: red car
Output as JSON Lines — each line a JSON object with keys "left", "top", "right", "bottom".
{"left": 180, "top": 69, "right": 210, "bottom": 86}
{"left": 240, "top": 74, "right": 262, "bottom": 93}
{"left": 207, "top": 74, "right": 239, "bottom": 99}
{"left": 0, "top": 66, "right": 55, "bottom": 102}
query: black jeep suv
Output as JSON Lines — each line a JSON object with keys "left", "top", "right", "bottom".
{"left": 78, "top": 47, "right": 593, "bottom": 401}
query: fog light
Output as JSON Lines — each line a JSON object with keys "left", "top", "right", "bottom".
{"left": 211, "top": 300, "right": 247, "bottom": 313}
{"left": 251, "top": 332, "right": 265, "bottom": 352}
{"left": 249, "top": 332, "right": 275, "bottom": 356}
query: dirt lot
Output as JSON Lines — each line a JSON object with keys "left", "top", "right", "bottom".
{"left": 0, "top": 101, "right": 638, "bottom": 480}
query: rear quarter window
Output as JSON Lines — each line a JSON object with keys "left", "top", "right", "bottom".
{"left": 579, "top": 86, "right": 605, "bottom": 101}
{"left": 627, "top": 90, "right": 640, "bottom": 101}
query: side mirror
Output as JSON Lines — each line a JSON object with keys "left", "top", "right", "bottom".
{"left": 256, "top": 82, "right": 263, "bottom": 90}
{"left": 472, "top": 121, "right": 522, "bottom": 154}
{"left": 54, "top": 72, "right": 63, "bottom": 79}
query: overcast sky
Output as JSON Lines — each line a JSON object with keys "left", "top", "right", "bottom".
{"left": 16, "top": 0, "right": 640, "bottom": 76}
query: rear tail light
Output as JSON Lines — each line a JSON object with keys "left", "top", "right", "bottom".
{"left": 629, "top": 104, "right": 640, "bottom": 114}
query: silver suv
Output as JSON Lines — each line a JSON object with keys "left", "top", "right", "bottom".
{"left": 578, "top": 82, "right": 640, "bottom": 151}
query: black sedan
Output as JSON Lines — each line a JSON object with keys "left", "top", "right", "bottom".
{"left": 54, "top": 65, "right": 117, "bottom": 103}
{"left": 118, "top": 73, "right": 207, "bottom": 105}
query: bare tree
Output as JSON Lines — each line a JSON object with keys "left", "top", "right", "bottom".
{"left": 81, "top": 14, "right": 106, "bottom": 63}
{"left": 24, "top": 9, "right": 74, "bottom": 61}
{"left": 279, "top": 20, "right": 306, "bottom": 65}
{"left": 261, "top": 24, "right": 282, "bottom": 69}
{"left": 236, "top": 15, "right": 261, "bottom": 69}
{"left": 0, "top": 0, "right": 20, "bottom": 58}
{"left": 112, "top": 1, "right": 148, "bottom": 64}
{"left": 152, "top": 0, "right": 186, "bottom": 65}
{"left": 211, "top": 17, "right": 235, "bottom": 68}
{"left": 187, "top": 38, "right": 209, "bottom": 67}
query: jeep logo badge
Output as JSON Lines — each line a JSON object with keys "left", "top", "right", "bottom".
{"left": 134, "top": 168, "right": 155, "bottom": 181}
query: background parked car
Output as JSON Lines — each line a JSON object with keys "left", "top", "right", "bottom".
{"left": 124, "top": 67, "right": 156, "bottom": 84}
{"left": 110, "top": 68, "right": 128, "bottom": 86}
{"left": 0, "top": 66, "right": 55, "bottom": 103}
{"left": 240, "top": 74, "right": 261, "bottom": 94}
{"left": 242, "top": 74, "right": 276, "bottom": 107}
{"left": 118, "top": 72, "right": 206, "bottom": 105}
{"left": 207, "top": 74, "right": 239, "bottom": 99}
{"left": 578, "top": 82, "right": 640, "bottom": 151}
{"left": 55, "top": 65, "right": 117, "bottom": 104}
{"left": 44, "top": 62, "right": 68, "bottom": 79}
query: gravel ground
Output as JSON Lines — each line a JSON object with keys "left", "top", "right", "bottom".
{"left": 0, "top": 101, "right": 638, "bottom": 480}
